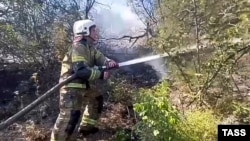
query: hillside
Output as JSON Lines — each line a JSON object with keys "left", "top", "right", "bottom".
{"left": 1, "top": 0, "right": 250, "bottom": 141}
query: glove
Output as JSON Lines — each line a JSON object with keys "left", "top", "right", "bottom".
{"left": 106, "top": 60, "right": 119, "bottom": 69}
{"left": 103, "top": 71, "right": 110, "bottom": 80}
{"left": 97, "top": 67, "right": 110, "bottom": 80}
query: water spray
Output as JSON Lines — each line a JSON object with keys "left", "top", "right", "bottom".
{"left": 102, "top": 53, "right": 169, "bottom": 69}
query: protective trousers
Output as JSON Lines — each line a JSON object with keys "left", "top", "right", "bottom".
{"left": 50, "top": 87, "right": 103, "bottom": 141}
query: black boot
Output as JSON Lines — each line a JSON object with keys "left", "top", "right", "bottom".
{"left": 78, "top": 127, "right": 99, "bottom": 137}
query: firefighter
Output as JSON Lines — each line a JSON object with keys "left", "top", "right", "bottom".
{"left": 50, "top": 19, "right": 118, "bottom": 141}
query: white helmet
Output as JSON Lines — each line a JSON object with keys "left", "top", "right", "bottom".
{"left": 73, "top": 19, "right": 96, "bottom": 36}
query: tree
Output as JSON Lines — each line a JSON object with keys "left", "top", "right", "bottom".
{"left": 151, "top": 0, "right": 250, "bottom": 107}
{"left": 0, "top": 0, "right": 100, "bottom": 67}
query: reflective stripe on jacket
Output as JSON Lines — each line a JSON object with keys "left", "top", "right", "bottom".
{"left": 60, "top": 40, "right": 109, "bottom": 88}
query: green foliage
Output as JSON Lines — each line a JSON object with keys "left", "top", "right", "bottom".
{"left": 0, "top": 0, "right": 83, "bottom": 66}
{"left": 178, "top": 110, "right": 220, "bottom": 141}
{"left": 1, "top": 0, "right": 250, "bottom": 140}
{"left": 134, "top": 81, "right": 183, "bottom": 141}
{"left": 150, "top": 0, "right": 250, "bottom": 113}
{"left": 133, "top": 81, "right": 222, "bottom": 141}
{"left": 232, "top": 102, "right": 250, "bottom": 124}
{"left": 114, "top": 129, "right": 131, "bottom": 141}
{"left": 0, "top": 24, "right": 19, "bottom": 46}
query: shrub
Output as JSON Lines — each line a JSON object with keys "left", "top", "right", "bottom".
{"left": 178, "top": 110, "right": 220, "bottom": 141}
{"left": 134, "top": 81, "right": 184, "bottom": 141}
{"left": 133, "top": 81, "right": 221, "bottom": 141}
{"left": 109, "top": 76, "right": 138, "bottom": 106}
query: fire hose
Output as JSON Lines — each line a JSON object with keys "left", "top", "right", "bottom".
{"left": 0, "top": 54, "right": 168, "bottom": 131}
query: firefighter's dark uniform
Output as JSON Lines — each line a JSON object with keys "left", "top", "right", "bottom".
{"left": 51, "top": 40, "right": 109, "bottom": 141}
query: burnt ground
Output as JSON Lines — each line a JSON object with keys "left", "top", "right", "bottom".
{"left": 0, "top": 69, "right": 32, "bottom": 101}
{"left": 0, "top": 44, "right": 167, "bottom": 141}
{"left": 0, "top": 58, "right": 164, "bottom": 141}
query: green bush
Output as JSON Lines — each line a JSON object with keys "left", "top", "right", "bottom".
{"left": 133, "top": 81, "right": 221, "bottom": 141}
{"left": 134, "top": 81, "right": 184, "bottom": 141}
{"left": 178, "top": 110, "right": 220, "bottom": 141}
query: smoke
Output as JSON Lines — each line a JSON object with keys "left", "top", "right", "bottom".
{"left": 144, "top": 54, "right": 168, "bottom": 80}
{"left": 93, "top": 0, "right": 145, "bottom": 38}
{"left": 93, "top": 0, "right": 168, "bottom": 80}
